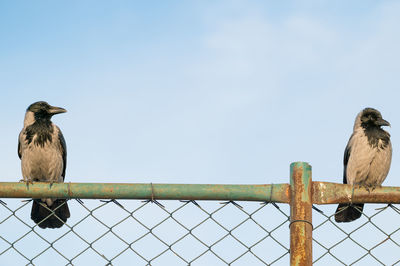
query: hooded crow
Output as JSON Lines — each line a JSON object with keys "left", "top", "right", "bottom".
{"left": 18, "top": 101, "right": 70, "bottom": 229}
{"left": 335, "top": 108, "right": 392, "bottom": 223}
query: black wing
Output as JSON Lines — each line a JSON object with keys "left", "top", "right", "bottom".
{"left": 58, "top": 130, "right": 67, "bottom": 180}
{"left": 17, "top": 130, "right": 24, "bottom": 159}
{"left": 343, "top": 140, "right": 352, "bottom": 185}
{"left": 18, "top": 140, "right": 21, "bottom": 159}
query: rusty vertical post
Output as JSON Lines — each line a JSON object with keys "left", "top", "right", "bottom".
{"left": 290, "top": 162, "right": 312, "bottom": 265}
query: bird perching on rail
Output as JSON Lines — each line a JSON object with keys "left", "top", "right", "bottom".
{"left": 18, "top": 101, "right": 70, "bottom": 229}
{"left": 335, "top": 108, "right": 392, "bottom": 223}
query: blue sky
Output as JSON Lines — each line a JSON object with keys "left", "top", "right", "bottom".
{"left": 1, "top": 1, "right": 400, "bottom": 265}
{"left": 2, "top": 0, "right": 399, "bottom": 185}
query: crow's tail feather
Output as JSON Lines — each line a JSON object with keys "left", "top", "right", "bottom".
{"left": 31, "top": 199, "right": 70, "bottom": 229}
{"left": 334, "top": 203, "right": 364, "bottom": 223}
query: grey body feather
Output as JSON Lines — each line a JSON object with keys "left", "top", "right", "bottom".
{"left": 335, "top": 108, "right": 392, "bottom": 223}
{"left": 345, "top": 128, "right": 392, "bottom": 187}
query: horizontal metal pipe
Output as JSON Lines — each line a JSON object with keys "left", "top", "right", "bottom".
{"left": 313, "top": 182, "right": 400, "bottom": 204}
{"left": 2, "top": 181, "right": 399, "bottom": 204}
{"left": 0, "top": 182, "right": 290, "bottom": 203}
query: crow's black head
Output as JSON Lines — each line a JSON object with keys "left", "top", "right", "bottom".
{"left": 24, "top": 102, "right": 67, "bottom": 147}
{"left": 27, "top": 101, "right": 67, "bottom": 121}
{"left": 360, "top": 108, "right": 390, "bottom": 129}
{"left": 358, "top": 108, "right": 391, "bottom": 148}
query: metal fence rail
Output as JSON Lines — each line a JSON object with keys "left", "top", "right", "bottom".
{"left": 1, "top": 162, "right": 400, "bottom": 265}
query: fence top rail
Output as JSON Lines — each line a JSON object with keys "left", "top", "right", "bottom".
{"left": 0, "top": 182, "right": 290, "bottom": 202}
{"left": 2, "top": 181, "right": 400, "bottom": 204}
{"left": 313, "top": 181, "right": 400, "bottom": 204}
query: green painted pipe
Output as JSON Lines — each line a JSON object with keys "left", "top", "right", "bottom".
{"left": 3, "top": 181, "right": 400, "bottom": 204}
{"left": 0, "top": 182, "right": 290, "bottom": 203}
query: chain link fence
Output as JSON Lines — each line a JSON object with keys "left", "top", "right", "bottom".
{"left": 1, "top": 161, "right": 400, "bottom": 266}
{"left": 313, "top": 203, "right": 400, "bottom": 265}
{"left": 1, "top": 198, "right": 400, "bottom": 265}
{"left": 0, "top": 198, "right": 292, "bottom": 265}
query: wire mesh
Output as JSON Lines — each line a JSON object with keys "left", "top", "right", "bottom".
{"left": 0, "top": 199, "right": 290, "bottom": 265}
{"left": 313, "top": 203, "right": 400, "bottom": 265}
{"left": 2, "top": 184, "right": 400, "bottom": 265}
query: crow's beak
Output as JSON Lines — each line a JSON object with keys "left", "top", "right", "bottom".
{"left": 49, "top": 106, "right": 67, "bottom": 115}
{"left": 377, "top": 118, "right": 390, "bottom": 127}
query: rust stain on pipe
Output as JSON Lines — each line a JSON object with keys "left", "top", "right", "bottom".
{"left": 290, "top": 162, "right": 312, "bottom": 266}
{"left": 313, "top": 182, "right": 400, "bottom": 204}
